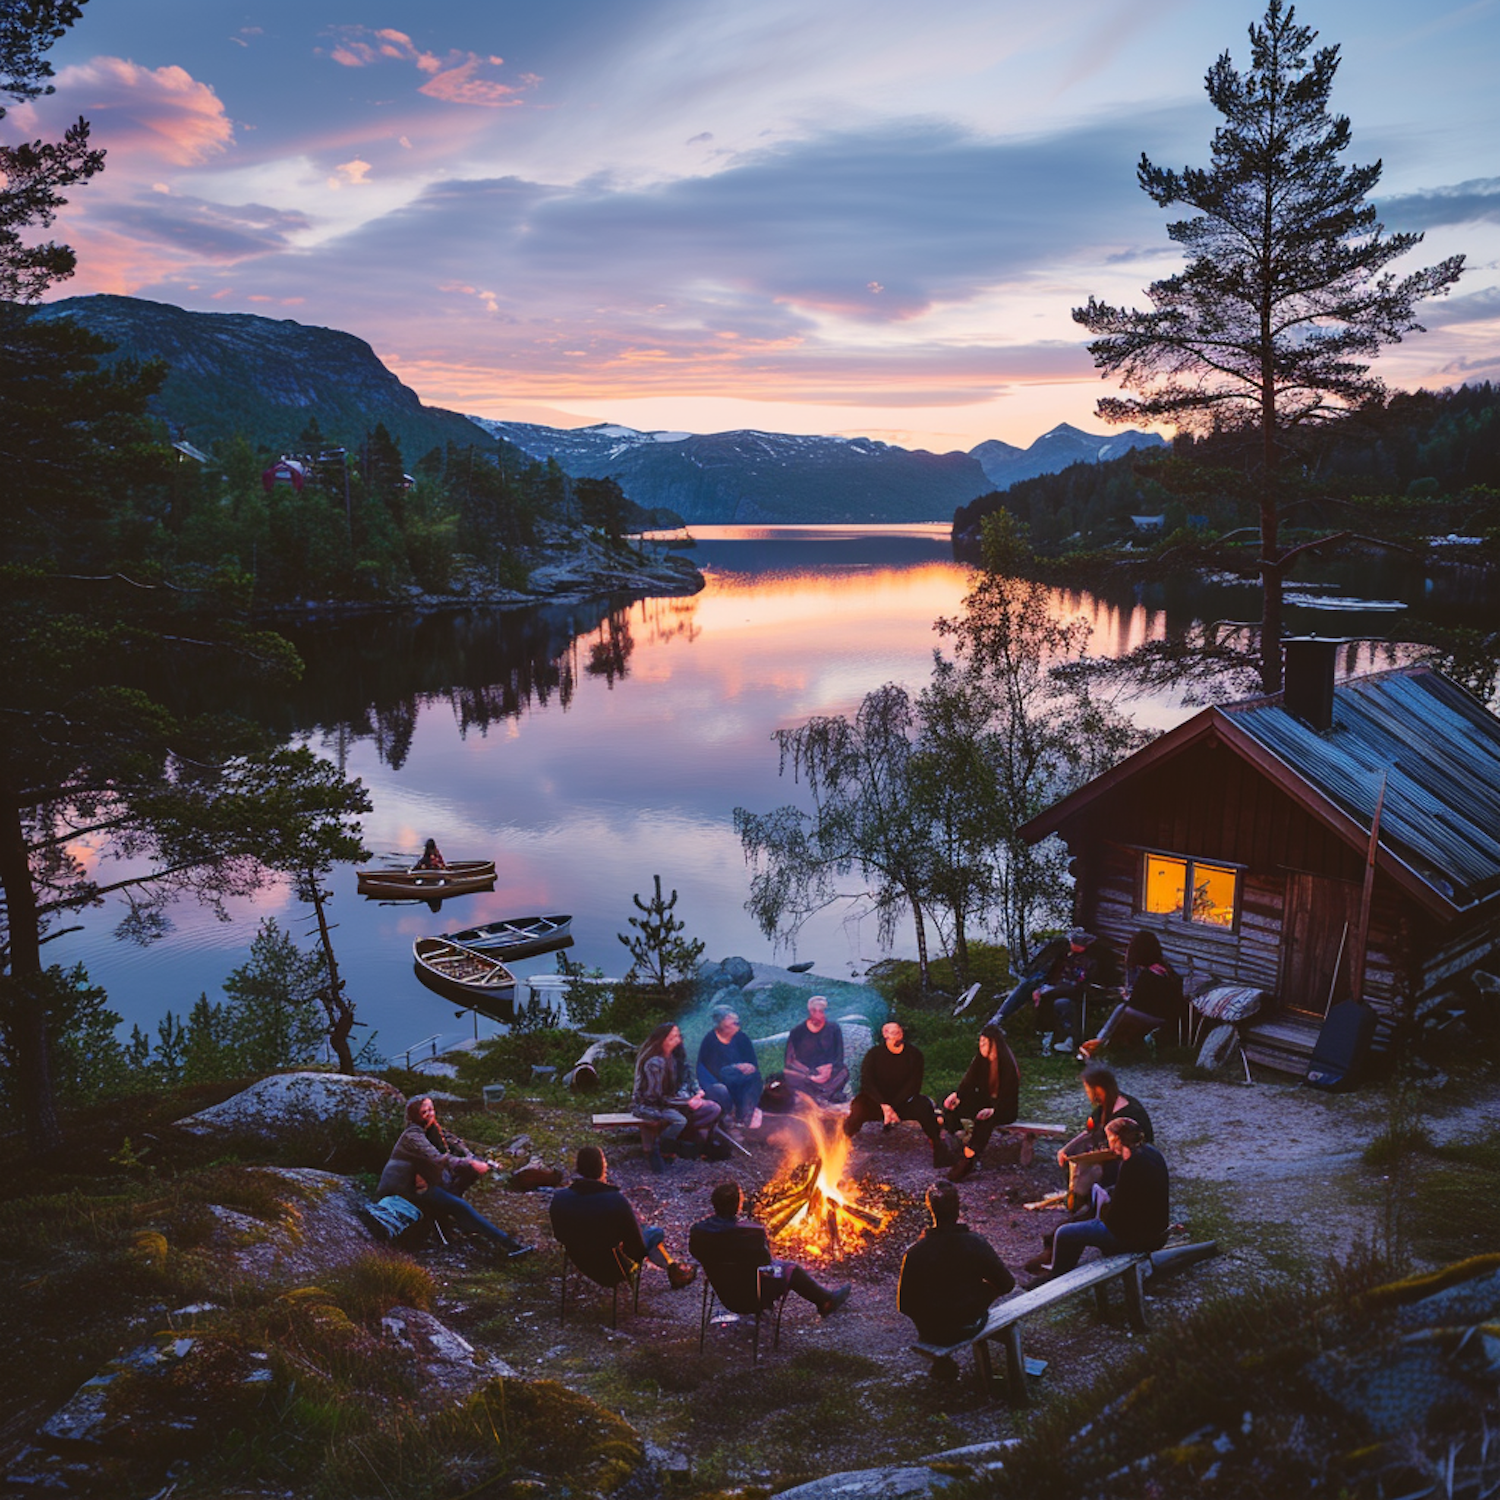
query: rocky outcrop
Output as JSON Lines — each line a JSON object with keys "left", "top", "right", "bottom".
{"left": 174, "top": 1070, "right": 405, "bottom": 1141}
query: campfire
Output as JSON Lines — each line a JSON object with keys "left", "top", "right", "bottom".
{"left": 758, "top": 1112, "right": 890, "bottom": 1260}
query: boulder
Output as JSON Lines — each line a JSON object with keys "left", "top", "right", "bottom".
{"left": 701, "top": 956, "right": 755, "bottom": 991}
{"left": 379, "top": 1306, "right": 517, "bottom": 1393}
{"left": 774, "top": 1467, "right": 959, "bottom": 1498}
{"left": 174, "top": 1071, "right": 404, "bottom": 1140}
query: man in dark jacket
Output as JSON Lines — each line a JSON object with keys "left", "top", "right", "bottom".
{"left": 1030, "top": 927, "right": 1113, "bottom": 1055}
{"left": 1030, "top": 1118, "right": 1168, "bottom": 1282}
{"left": 898, "top": 1179, "right": 1016, "bottom": 1364}
{"left": 688, "top": 1181, "right": 850, "bottom": 1318}
{"left": 842, "top": 1020, "right": 951, "bottom": 1167}
{"left": 548, "top": 1146, "right": 696, "bottom": 1289}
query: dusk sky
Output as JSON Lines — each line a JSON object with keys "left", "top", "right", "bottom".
{"left": 18, "top": 0, "right": 1500, "bottom": 451}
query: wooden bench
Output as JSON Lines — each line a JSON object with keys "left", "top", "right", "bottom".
{"left": 911, "top": 1241, "right": 1217, "bottom": 1404}
{"left": 1005, "top": 1120, "right": 1070, "bottom": 1167}
{"left": 590, "top": 1113, "right": 751, "bottom": 1158}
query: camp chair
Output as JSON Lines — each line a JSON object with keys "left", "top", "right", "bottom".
{"left": 696, "top": 1258, "right": 787, "bottom": 1364}
{"left": 558, "top": 1240, "right": 642, "bottom": 1329}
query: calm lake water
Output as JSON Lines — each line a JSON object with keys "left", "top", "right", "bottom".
{"left": 65, "top": 525, "right": 1464, "bottom": 1062}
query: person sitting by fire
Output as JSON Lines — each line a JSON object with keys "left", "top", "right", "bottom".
{"left": 377, "top": 1096, "right": 533, "bottom": 1257}
{"left": 939, "top": 1023, "right": 1021, "bottom": 1182}
{"left": 1026, "top": 1117, "right": 1168, "bottom": 1284}
{"left": 843, "top": 1019, "right": 952, "bottom": 1168}
{"left": 1040, "top": 1064, "right": 1156, "bottom": 1256}
{"left": 783, "top": 994, "right": 849, "bottom": 1106}
{"left": 689, "top": 1180, "right": 851, "bottom": 1321}
{"left": 898, "top": 1179, "right": 1016, "bottom": 1377}
{"left": 696, "top": 1005, "right": 765, "bottom": 1132}
{"left": 1029, "top": 927, "right": 1114, "bottom": 1056}
{"left": 632, "top": 1022, "right": 724, "bottom": 1170}
{"left": 413, "top": 838, "right": 446, "bottom": 871}
{"left": 1077, "top": 930, "right": 1185, "bottom": 1061}
{"left": 549, "top": 1145, "right": 697, "bottom": 1290}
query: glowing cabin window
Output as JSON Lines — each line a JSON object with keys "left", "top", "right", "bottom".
{"left": 1191, "top": 862, "right": 1238, "bottom": 928}
{"left": 1140, "top": 853, "right": 1239, "bottom": 930}
{"left": 1143, "top": 856, "right": 1187, "bottom": 915}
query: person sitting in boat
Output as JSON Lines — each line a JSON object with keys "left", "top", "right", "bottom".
{"left": 413, "top": 838, "right": 447, "bottom": 871}
{"left": 696, "top": 1005, "right": 765, "bottom": 1132}
{"left": 1026, "top": 1117, "right": 1169, "bottom": 1285}
{"left": 1077, "top": 930, "right": 1185, "bottom": 1061}
{"left": 842, "top": 1019, "right": 953, "bottom": 1168}
{"left": 688, "top": 1180, "right": 850, "bottom": 1322}
{"left": 782, "top": 994, "right": 849, "bottom": 1106}
{"left": 632, "top": 1022, "right": 723, "bottom": 1170}
{"left": 939, "top": 1023, "right": 1021, "bottom": 1182}
{"left": 549, "top": 1145, "right": 697, "bottom": 1291}
{"left": 898, "top": 1179, "right": 1015, "bottom": 1374}
{"left": 377, "top": 1096, "right": 533, "bottom": 1257}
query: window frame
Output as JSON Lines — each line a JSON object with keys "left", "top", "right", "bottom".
{"left": 1135, "top": 848, "right": 1243, "bottom": 934}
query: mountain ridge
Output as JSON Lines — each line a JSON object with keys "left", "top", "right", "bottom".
{"left": 470, "top": 417, "right": 1165, "bottom": 524}
{"left": 36, "top": 294, "right": 504, "bottom": 465}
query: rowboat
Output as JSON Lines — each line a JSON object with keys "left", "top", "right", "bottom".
{"left": 438, "top": 913, "right": 573, "bottom": 959}
{"left": 413, "top": 937, "right": 517, "bottom": 1021}
{"left": 356, "top": 861, "right": 497, "bottom": 900}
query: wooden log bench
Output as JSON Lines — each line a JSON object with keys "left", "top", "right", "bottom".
{"left": 590, "top": 1113, "right": 751, "bottom": 1158}
{"left": 912, "top": 1244, "right": 1220, "bottom": 1405}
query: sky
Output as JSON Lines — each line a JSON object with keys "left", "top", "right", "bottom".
{"left": 14, "top": 0, "right": 1500, "bottom": 452}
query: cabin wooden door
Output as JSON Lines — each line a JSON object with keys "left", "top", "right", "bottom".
{"left": 1279, "top": 873, "right": 1364, "bottom": 1016}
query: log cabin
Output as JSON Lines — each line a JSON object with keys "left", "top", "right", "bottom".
{"left": 1019, "top": 640, "right": 1500, "bottom": 1073}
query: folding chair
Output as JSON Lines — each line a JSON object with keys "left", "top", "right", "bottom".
{"left": 698, "top": 1263, "right": 787, "bottom": 1364}
{"left": 559, "top": 1241, "right": 642, "bottom": 1329}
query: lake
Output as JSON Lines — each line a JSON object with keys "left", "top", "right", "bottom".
{"left": 62, "top": 524, "right": 1470, "bottom": 1062}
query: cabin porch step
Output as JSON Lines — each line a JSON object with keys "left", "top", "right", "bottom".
{"left": 1240, "top": 1009, "right": 1396, "bottom": 1077}
{"left": 1239, "top": 1012, "right": 1322, "bottom": 1076}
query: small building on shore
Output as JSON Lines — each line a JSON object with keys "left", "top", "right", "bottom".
{"left": 1020, "top": 641, "right": 1500, "bottom": 1072}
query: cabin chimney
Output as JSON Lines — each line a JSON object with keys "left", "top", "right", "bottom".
{"left": 1283, "top": 637, "right": 1339, "bottom": 731}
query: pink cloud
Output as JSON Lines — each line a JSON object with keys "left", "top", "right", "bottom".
{"left": 419, "top": 60, "right": 526, "bottom": 108}
{"left": 29, "top": 57, "right": 232, "bottom": 167}
{"left": 323, "top": 25, "right": 536, "bottom": 108}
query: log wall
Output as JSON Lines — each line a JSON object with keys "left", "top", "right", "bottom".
{"left": 1060, "top": 737, "right": 1413, "bottom": 1018}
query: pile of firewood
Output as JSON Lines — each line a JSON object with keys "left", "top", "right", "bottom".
{"left": 759, "top": 1155, "right": 886, "bottom": 1254}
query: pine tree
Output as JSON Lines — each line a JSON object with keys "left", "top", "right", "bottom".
{"left": 618, "top": 875, "right": 705, "bottom": 991}
{"left": 1, "top": 1, "right": 104, "bottom": 300}
{"left": 1073, "top": 0, "right": 1463, "bottom": 692}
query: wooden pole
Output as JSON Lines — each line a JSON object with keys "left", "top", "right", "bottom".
{"left": 1346, "top": 773, "right": 1387, "bottom": 1006}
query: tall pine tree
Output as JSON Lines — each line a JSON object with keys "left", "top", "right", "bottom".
{"left": 1073, "top": 0, "right": 1463, "bottom": 692}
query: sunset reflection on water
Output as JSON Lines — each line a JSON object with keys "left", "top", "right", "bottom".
{"left": 63, "top": 526, "right": 1189, "bottom": 1053}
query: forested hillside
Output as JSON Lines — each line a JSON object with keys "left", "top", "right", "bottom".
{"left": 954, "top": 384, "right": 1500, "bottom": 554}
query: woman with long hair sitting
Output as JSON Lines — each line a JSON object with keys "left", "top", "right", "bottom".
{"left": 376, "top": 1096, "right": 533, "bottom": 1257}
{"left": 632, "top": 1022, "right": 723, "bottom": 1171}
{"left": 1077, "top": 929, "right": 1183, "bottom": 1060}
{"left": 939, "top": 1023, "right": 1021, "bottom": 1182}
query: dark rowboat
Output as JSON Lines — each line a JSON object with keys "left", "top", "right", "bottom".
{"left": 357, "top": 861, "right": 496, "bottom": 900}
{"left": 439, "top": 913, "right": 573, "bottom": 959}
{"left": 412, "top": 937, "right": 517, "bottom": 1021}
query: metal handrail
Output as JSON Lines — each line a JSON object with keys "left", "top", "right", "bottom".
{"left": 399, "top": 1033, "right": 444, "bottom": 1069}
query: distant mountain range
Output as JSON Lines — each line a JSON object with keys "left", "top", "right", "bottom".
{"left": 970, "top": 424, "right": 1165, "bottom": 489}
{"left": 470, "top": 419, "right": 1165, "bottom": 524}
{"left": 36, "top": 295, "right": 501, "bottom": 464}
{"left": 30, "top": 295, "right": 1166, "bottom": 521}
{"left": 467, "top": 420, "right": 988, "bottom": 524}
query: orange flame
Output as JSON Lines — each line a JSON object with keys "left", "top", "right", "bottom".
{"left": 762, "top": 1110, "right": 890, "bottom": 1262}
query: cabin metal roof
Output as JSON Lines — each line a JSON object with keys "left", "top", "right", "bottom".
{"left": 1223, "top": 668, "right": 1500, "bottom": 909}
{"left": 1021, "top": 665, "right": 1500, "bottom": 919}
